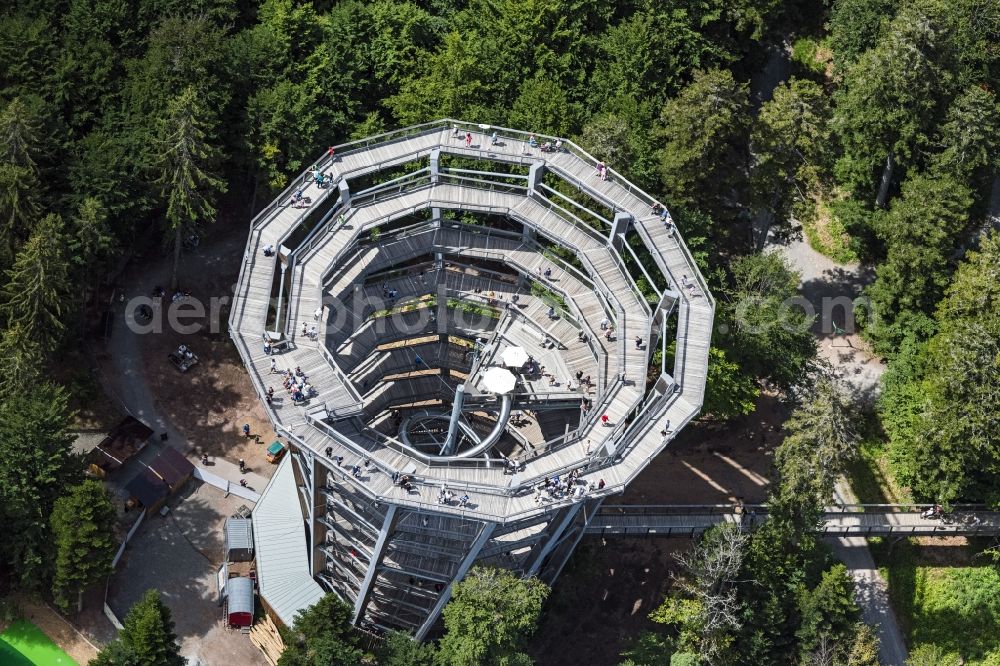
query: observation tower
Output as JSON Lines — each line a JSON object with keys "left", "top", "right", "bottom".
{"left": 229, "top": 121, "right": 714, "bottom": 637}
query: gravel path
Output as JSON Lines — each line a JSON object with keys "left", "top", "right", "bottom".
{"left": 766, "top": 231, "right": 903, "bottom": 664}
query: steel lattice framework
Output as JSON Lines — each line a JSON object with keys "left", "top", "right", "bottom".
{"left": 230, "top": 120, "right": 714, "bottom": 636}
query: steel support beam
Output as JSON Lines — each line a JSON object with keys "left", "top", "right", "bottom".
{"left": 273, "top": 261, "right": 288, "bottom": 336}
{"left": 542, "top": 497, "right": 604, "bottom": 584}
{"left": 442, "top": 383, "right": 467, "bottom": 455}
{"left": 414, "top": 521, "right": 497, "bottom": 640}
{"left": 526, "top": 502, "right": 584, "bottom": 577}
{"left": 353, "top": 505, "right": 398, "bottom": 621}
{"left": 338, "top": 178, "right": 351, "bottom": 208}
{"left": 430, "top": 149, "right": 441, "bottom": 184}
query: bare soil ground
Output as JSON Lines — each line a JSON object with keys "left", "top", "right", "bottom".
{"left": 94, "top": 213, "right": 277, "bottom": 476}
{"left": 13, "top": 595, "right": 101, "bottom": 666}
{"left": 613, "top": 392, "right": 786, "bottom": 506}
{"left": 531, "top": 538, "right": 688, "bottom": 666}
{"left": 531, "top": 393, "right": 789, "bottom": 664}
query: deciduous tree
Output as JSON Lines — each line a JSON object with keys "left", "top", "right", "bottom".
{"left": 437, "top": 566, "right": 549, "bottom": 666}
{"left": 721, "top": 251, "right": 816, "bottom": 390}
{"left": 659, "top": 69, "right": 749, "bottom": 222}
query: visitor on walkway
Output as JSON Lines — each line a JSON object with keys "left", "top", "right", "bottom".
{"left": 263, "top": 340, "right": 271, "bottom": 355}
{"left": 239, "top": 479, "right": 247, "bottom": 488}
{"left": 663, "top": 216, "right": 674, "bottom": 235}
{"left": 598, "top": 479, "right": 605, "bottom": 489}
{"left": 600, "top": 317, "right": 609, "bottom": 330}
{"left": 465, "top": 131, "right": 472, "bottom": 147}
{"left": 548, "top": 305, "right": 556, "bottom": 318}
{"left": 635, "top": 336, "right": 643, "bottom": 349}
{"left": 262, "top": 244, "right": 275, "bottom": 256}
{"left": 528, "top": 134, "right": 538, "bottom": 148}
{"left": 314, "top": 307, "right": 323, "bottom": 320}
{"left": 270, "top": 358, "right": 277, "bottom": 373}
{"left": 681, "top": 274, "right": 695, "bottom": 294}
{"left": 239, "top": 458, "right": 245, "bottom": 473}
{"left": 327, "top": 146, "right": 335, "bottom": 159}
{"left": 309, "top": 325, "right": 317, "bottom": 340}
{"left": 242, "top": 423, "right": 251, "bottom": 437}
{"left": 490, "top": 131, "right": 498, "bottom": 146}
{"left": 601, "top": 414, "right": 609, "bottom": 426}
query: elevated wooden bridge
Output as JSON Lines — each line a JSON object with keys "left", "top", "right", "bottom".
{"left": 585, "top": 504, "right": 1000, "bottom": 538}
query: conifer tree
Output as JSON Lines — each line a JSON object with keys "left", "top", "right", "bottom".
{"left": 0, "top": 213, "right": 72, "bottom": 353}
{"left": 51, "top": 480, "right": 117, "bottom": 612}
{"left": 155, "top": 86, "right": 226, "bottom": 290}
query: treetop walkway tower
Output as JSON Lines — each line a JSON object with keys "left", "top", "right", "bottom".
{"left": 230, "top": 120, "right": 714, "bottom": 637}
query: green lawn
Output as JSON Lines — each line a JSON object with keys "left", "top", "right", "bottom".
{"left": 0, "top": 620, "right": 78, "bottom": 666}
{"left": 877, "top": 541, "right": 1000, "bottom": 665}
{"left": 848, "top": 438, "right": 1000, "bottom": 664}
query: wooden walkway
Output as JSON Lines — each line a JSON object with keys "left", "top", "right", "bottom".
{"left": 586, "top": 506, "right": 1000, "bottom": 537}
{"left": 228, "top": 120, "right": 714, "bottom": 524}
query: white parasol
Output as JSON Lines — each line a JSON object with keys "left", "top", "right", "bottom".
{"left": 482, "top": 367, "right": 517, "bottom": 394}
{"left": 501, "top": 346, "right": 529, "bottom": 368}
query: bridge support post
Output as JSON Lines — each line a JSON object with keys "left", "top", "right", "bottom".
{"left": 651, "top": 290, "right": 679, "bottom": 370}
{"left": 609, "top": 212, "right": 631, "bottom": 250}
{"left": 338, "top": 179, "right": 351, "bottom": 208}
{"left": 443, "top": 384, "right": 467, "bottom": 455}
{"left": 430, "top": 149, "right": 441, "bottom": 185}
{"left": 527, "top": 162, "right": 546, "bottom": 196}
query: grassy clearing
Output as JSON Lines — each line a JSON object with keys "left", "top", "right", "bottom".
{"left": 802, "top": 197, "right": 859, "bottom": 265}
{"left": 872, "top": 540, "right": 1000, "bottom": 665}
{"left": 849, "top": 435, "right": 1000, "bottom": 665}
{"left": 846, "top": 438, "right": 912, "bottom": 505}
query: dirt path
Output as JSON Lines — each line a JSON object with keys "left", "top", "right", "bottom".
{"left": 832, "top": 481, "right": 908, "bottom": 666}
{"left": 766, "top": 230, "right": 885, "bottom": 401}
{"left": 92, "top": 218, "right": 277, "bottom": 479}
{"left": 15, "top": 597, "right": 101, "bottom": 666}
